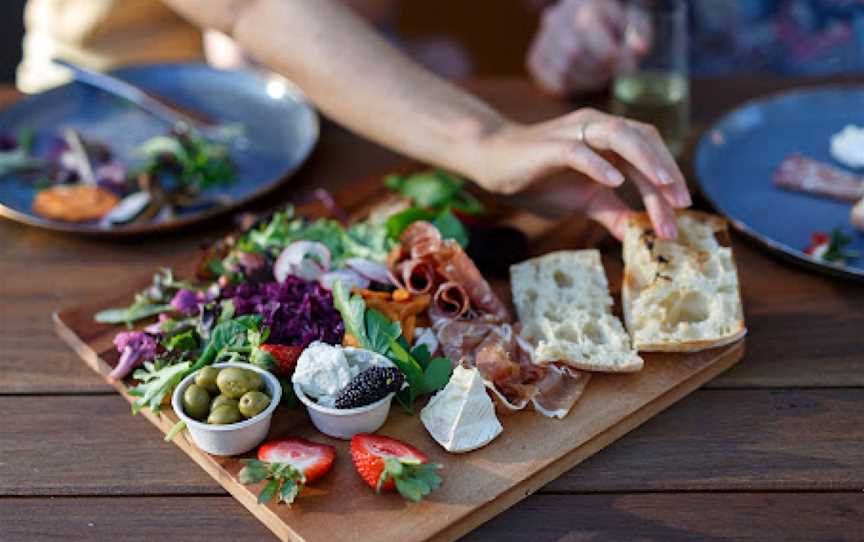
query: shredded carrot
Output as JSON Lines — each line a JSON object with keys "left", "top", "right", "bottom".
{"left": 349, "top": 289, "right": 432, "bottom": 345}
{"left": 392, "top": 288, "right": 411, "bottom": 302}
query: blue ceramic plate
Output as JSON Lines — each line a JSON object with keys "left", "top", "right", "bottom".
{"left": 0, "top": 63, "right": 318, "bottom": 235}
{"left": 696, "top": 86, "right": 864, "bottom": 281}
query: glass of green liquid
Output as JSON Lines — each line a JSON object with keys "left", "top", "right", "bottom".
{"left": 612, "top": 0, "right": 689, "bottom": 157}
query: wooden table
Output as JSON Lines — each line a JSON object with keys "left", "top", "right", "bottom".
{"left": 1, "top": 77, "right": 863, "bottom": 542}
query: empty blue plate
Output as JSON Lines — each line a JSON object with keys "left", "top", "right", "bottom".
{"left": 0, "top": 63, "right": 318, "bottom": 235}
{"left": 695, "top": 86, "right": 864, "bottom": 281}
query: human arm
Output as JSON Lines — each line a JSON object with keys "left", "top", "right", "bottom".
{"left": 161, "top": 0, "right": 688, "bottom": 238}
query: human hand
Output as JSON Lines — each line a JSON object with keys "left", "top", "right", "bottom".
{"left": 527, "top": 0, "right": 648, "bottom": 95}
{"left": 471, "top": 108, "right": 690, "bottom": 240}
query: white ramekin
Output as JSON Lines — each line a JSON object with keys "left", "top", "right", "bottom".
{"left": 172, "top": 362, "right": 282, "bottom": 456}
{"left": 294, "top": 382, "right": 394, "bottom": 440}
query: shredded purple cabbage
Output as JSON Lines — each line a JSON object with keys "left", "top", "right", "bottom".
{"left": 225, "top": 277, "right": 344, "bottom": 346}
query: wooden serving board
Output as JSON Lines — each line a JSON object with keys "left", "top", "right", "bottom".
{"left": 53, "top": 181, "right": 745, "bottom": 542}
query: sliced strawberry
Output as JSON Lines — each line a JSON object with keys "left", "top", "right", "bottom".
{"left": 258, "top": 437, "right": 336, "bottom": 483}
{"left": 255, "top": 344, "right": 303, "bottom": 376}
{"left": 350, "top": 433, "right": 442, "bottom": 502}
{"left": 239, "top": 437, "right": 336, "bottom": 506}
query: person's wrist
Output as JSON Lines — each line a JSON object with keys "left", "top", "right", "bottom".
{"left": 454, "top": 115, "right": 521, "bottom": 192}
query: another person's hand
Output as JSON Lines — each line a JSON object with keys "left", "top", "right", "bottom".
{"left": 527, "top": 0, "right": 626, "bottom": 95}
{"left": 473, "top": 108, "right": 690, "bottom": 240}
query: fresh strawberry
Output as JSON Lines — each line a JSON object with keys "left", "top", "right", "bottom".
{"left": 252, "top": 344, "right": 303, "bottom": 376}
{"left": 258, "top": 437, "right": 336, "bottom": 483}
{"left": 350, "top": 433, "right": 442, "bottom": 502}
{"left": 239, "top": 438, "right": 335, "bottom": 505}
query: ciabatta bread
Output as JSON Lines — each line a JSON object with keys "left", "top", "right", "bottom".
{"left": 511, "top": 250, "right": 643, "bottom": 373}
{"left": 622, "top": 211, "right": 746, "bottom": 352}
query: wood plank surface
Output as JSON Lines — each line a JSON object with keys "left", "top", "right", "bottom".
{"left": 4, "top": 388, "right": 861, "bottom": 497}
{"left": 2, "top": 493, "right": 861, "bottom": 542}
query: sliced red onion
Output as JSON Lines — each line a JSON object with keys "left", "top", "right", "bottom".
{"left": 345, "top": 257, "right": 392, "bottom": 284}
{"left": 274, "top": 241, "right": 331, "bottom": 282}
{"left": 319, "top": 269, "right": 370, "bottom": 292}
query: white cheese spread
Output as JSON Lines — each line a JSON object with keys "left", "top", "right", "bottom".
{"left": 292, "top": 341, "right": 353, "bottom": 407}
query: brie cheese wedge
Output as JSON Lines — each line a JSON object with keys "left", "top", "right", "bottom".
{"left": 421, "top": 365, "right": 503, "bottom": 453}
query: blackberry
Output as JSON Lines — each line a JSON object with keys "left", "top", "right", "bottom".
{"left": 334, "top": 367, "right": 404, "bottom": 409}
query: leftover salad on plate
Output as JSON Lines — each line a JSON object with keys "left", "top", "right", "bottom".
{"left": 0, "top": 122, "right": 236, "bottom": 227}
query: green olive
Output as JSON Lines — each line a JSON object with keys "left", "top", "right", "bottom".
{"left": 210, "top": 394, "right": 239, "bottom": 413}
{"left": 194, "top": 366, "right": 221, "bottom": 394}
{"left": 182, "top": 384, "right": 211, "bottom": 421}
{"left": 238, "top": 391, "right": 270, "bottom": 418}
{"left": 244, "top": 369, "right": 264, "bottom": 392}
{"left": 207, "top": 404, "right": 242, "bottom": 425}
{"left": 216, "top": 367, "right": 255, "bottom": 399}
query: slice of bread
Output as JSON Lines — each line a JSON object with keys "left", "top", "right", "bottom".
{"left": 510, "top": 250, "right": 644, "bottom": 373}
{"left": 622, "top": 211, "right": 747, "bottom": 352}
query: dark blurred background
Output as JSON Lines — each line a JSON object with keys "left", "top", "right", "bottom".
{"left": 0, "top": 1, "right": 26, "bottom": 82}
{"left": 0, "top": 1, "right": 536, "bottom": 85}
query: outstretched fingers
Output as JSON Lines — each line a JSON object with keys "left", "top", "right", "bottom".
{"left": 625, "top": 162, "right": 678, "bottom": 239}
{"left": 584, "top": 187, "right": 632, "bottom": 240}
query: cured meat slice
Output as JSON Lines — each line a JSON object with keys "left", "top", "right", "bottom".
{"left": 432, "top": 311, "right": 499, "bottom": 364}
{"left": 432, "top": 312, "right": 588, "bottom": 419}
{"left": 429, "top": 241, "right": 511, "bottom": 321}
{"left": 433, "top": 281, "right": 471, "bottom": 318}
{"left": 401, "top": 221, "right": 444, "bottom": 259}
{"left": 392, "top": 220, "right": 510, "bottom": 321}
{"left": 774, "top": 154, "right": 864, "bottom": 202}
{"left": 530, "top": 365, "right": 590, "bottom": 419}
{"left": 391, "top": 259, "right": 436, "bottom": 294}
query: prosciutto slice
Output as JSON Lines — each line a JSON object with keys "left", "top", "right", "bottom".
{"left": 774, "top": 154, "right": 864, "bottom": 202}
{"left": 395, "top": 221, "right": 511, "bottom": 321}
{"left": 432, "top": 281, "right": 470, "bottom": 318}
{"left": 432, "top": 311, "right": 588, "bottom": 418}
{"left": 391, "top": 259, "right": 436, "bottom": 294}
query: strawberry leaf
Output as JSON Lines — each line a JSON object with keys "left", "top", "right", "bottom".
{"left": 238, "top": 460, "right": 269, "bottom": 484}
{"left": 257, "top": 479, "right": 280, "bottom": 505}
{"left": 395, "top": 477, "right": 424, "bottom": 502}
{"left": 279, "top": 479, "right": 301, "bottom": 505}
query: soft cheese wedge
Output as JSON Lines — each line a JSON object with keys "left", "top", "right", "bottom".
{"left": 421, "top": 365, "right": 503, "bottom": 453}
{"left": 510, "top": 250, "right": 643, "bottom": 373}
{"left": 622, "top": 211, "right": 747, "bottom": 352}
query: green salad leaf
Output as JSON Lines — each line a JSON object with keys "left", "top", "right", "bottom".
{"left": 236, "top": 207, "right": 392, "bottom": 265}
{"left": 94, "top": 268, "right": 201, "bottom": 325}
{"left": 364, "top": 309, "right": 401, "bottom": 355}
{"left": 95, "top": 302, "right": 172, "bottom": 325}
{"left": 129, "top": 359, "right": 191, "bottom": 414}
{"left": 138, "top": 127, "right": 234, "bottom": 191}
{"left": 384, "top": 170, "right": 483, "bottom": 215}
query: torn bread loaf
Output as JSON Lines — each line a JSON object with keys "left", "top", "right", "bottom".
{"left": 511, "top": 250, "right": 643, "bottom": 373}
{"left": 622, "top": 211, "right": 746, "bottom": 352}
